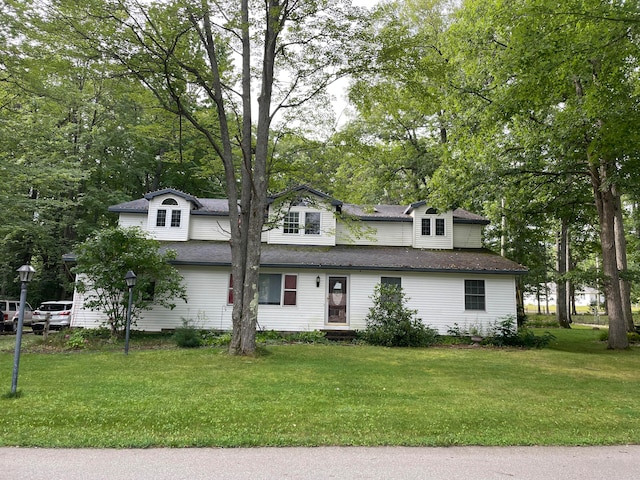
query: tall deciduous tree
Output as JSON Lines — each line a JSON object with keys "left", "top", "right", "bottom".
{"left": 1, "top": 1, "right": 206, "bottom": 302}
{"left": 438, "top": 0, "right": 640, "bottom": 348}
{"left": 341, "top": 0, "right": 455, "bottom": 203}
{"left": 51, "top": 0, "right": 366, "bottom": 355}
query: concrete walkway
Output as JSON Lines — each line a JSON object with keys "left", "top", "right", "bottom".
{"left": 1, "top": 445, "right": 639, "bottom": 479}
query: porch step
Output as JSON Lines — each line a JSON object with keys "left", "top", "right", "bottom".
{"left": 321, "top": 330, "right": 359, "bottom": 342}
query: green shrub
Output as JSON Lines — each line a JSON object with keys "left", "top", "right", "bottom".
{"left": 173, "top": 321, "right": 203, "bottom": 348}
{"left": 66, "top": 330, "right": 89, "bottom": 350}
{"left": 202, "top": 332, "right": 232, "bottom": 347}
{"left": 599, "top": 330, "right": 640, "bottom": 344}
{"left": 256, "top": 330, "right": 284, "bottom": 343}
{"left": 287, "top": 330, "right": 328, "bottom": 344}
{"left": 446, "top": 323, "right": 468, "bottom": 337}
{"left": 483, "top": 316, "right": 554, "bottom": 348}
{"left": 524, "top": 315, "right": 559, "bottom": 328}
{"left": 628, "top": 332, "right": 640, "bottom": 344}
{"left": 362, "top": 283, "right": 439, "bottom": 347}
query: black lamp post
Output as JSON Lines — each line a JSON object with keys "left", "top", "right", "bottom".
{"left": 124, "top": 270, "right": 137, "bottom": 355}
{"left": 11, "top": 264, "right": 36, "bottom": 395}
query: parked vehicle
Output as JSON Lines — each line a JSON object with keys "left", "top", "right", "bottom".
{"left": 0, "top": 299, "right": 34, "bottom": 333}
{"left": 31, "top": 301, "right": 73, "bottom": 333}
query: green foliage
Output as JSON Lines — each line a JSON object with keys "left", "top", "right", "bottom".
{"left": 202, "top": 332, "right": 233, "bottom": 347}
{"left": 483, "top": 316, "right": 555, "bottom": 349}
{"left": 255, "top": 330, "right": 285, "bottom": 343}
{"left": 40, "top": 327, "right": 113, "bottom": 351}
{"left": 286, "top": 330, "right": 328, "bottom": 344}
{"left": 599, "top": 330, "right": 640, "bottom": 345}
{"left": 362, "top": 283, "right": 439, "bottom": 347}
{"left": 172, "top": 321, "right": 203, "bottom": 349}
{"left": 65, "top": 330, "right": 89, "bottom": 350}
{"left": 73, "top": 226, "right": 187, "bottom": 335}
{"left": 524, "top": 315, "right": 560, "bottom": 328}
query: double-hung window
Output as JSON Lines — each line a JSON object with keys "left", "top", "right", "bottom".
{"left": 156, "top": 209, "right": 167, "bottom": 227}
{"left": 465, "top": 280, "right": 486, "bottom": 310}
{"left": 171, "top": 210, "right": 181, "bottom": 227}
{"left": 435, "top": 218, "right": 445, "bottom": 236}
{"left": 381, "top": 276, "right": 402, "bottom": 303}
{"left": 304, "top": 212, "right": 321, "bottom": 235}
{"left": 284, "top": 212, "right": 300, "bottom": 234}
{"left": 421, "top": 218, "right": 431, "bottom": 236}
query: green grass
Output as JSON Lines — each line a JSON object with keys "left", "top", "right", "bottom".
{"left": 0, "top": 327, "right": 639, "bottom": 447}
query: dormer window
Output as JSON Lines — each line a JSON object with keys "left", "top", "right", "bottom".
{"left": 304, "top": 212, "right": 320, "bottom": 235}
{"left": 284, "top": 212, "right": 300, "bottom": 234}
{"left": 156, "top": 209, "right": 167, "bottom": 227}
{"left": 283, "top": 211, "right": 321, "bottom": 235}
{"left": 171, "top": 210, "right": 181, "bottom": 227}
{"left": 156, "top": 198, "right": 181, "bottom": 228}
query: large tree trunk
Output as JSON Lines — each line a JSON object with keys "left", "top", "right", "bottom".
{"left": 590, "top": 162, "right": 628, "bottom": 349}
{"left": 556, "top": 219, "right": 571, "bottom": 328}
{"left": 229, "top": 0, "right": 281, "bottom": 355}
{"left": 565, "top": 223, "right": 573, "bottom": 323}
{"left": 613, "top": 191, "right": 635, "bottom": 332}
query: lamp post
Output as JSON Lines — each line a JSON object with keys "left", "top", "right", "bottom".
{"left": 124, "top": 270, "right": 137, "bottom": 355}
{"left": 11, "top": 264, "right": 36, "bottom": 395}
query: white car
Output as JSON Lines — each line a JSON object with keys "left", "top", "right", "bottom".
{"left": 31, "top": 301, "right": 73, "bottom": 333}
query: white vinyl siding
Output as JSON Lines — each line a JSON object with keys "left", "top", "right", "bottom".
{"left": 72, "top": 268, "right": 517, "bottom": 335}
{"left": 118, "top": 213, "right": 146, "bottom": 229}
{"left": 453, "top": 224, "right": 483, "bottom": 249}
{"left": 413, "top": 212, "right": 453, "bottom": 249}
{"left": 147, "top": 195, "right": 190, "bottom": 241}
{"left": 189, "top": 216, "right": 232, "bottom": 241}
{"left": 335, "top": 221, "right": 413, "bottom": 246}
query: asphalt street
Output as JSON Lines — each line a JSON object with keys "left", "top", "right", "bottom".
{"left": 1, "top": 445, "right": 639, "bottom": 479}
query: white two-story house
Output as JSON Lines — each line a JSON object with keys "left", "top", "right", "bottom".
{"left": 70, "top": 185, "right": 527, "bottom": 334}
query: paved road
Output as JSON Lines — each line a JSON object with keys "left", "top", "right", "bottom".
{"left": 1, "top": 446, "right": 639, "bottom": 479}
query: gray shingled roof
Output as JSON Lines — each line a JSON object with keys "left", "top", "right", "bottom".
{"left": 161, "top": 241, "right": 527, "bottom": 274}
{"left": 109, "top": 195, "right": 488, "bottom": 224}
{"left": 108, "top": 197, "right": 231, "bottom": 216}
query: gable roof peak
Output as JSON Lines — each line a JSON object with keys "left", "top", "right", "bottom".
{"left": 403, "top": 200, "right": 435, "bottom": 215}
{"left": 144, "top": 188, "right": 203, "bottom": 209}
{"left": 268, "top": 184, "right": 343, "bottom": 207}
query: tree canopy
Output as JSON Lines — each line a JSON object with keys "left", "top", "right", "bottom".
{"left": 1, "top": 0, "right": 638, "bottom": 349}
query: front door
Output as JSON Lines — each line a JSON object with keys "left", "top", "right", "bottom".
{"left": 327, "top": 276, "right": 348, "bottom": 324}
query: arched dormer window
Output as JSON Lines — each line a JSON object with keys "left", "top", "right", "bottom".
{"left": 156, "top": 198, "right": 181, "bottom": 227}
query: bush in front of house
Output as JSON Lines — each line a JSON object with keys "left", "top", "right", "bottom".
{"left": 362, "top": 283, "right": 439, "bottom": 347}
{"left": 483, "top": 316, "right": 555, "bottom": 348}
{"left": 173, "top": 320, "right": 203, "bottom": 348}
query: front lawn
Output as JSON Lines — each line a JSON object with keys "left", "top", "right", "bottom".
{"left": 0, "top": 327, "right": 638, "bottom": 447}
